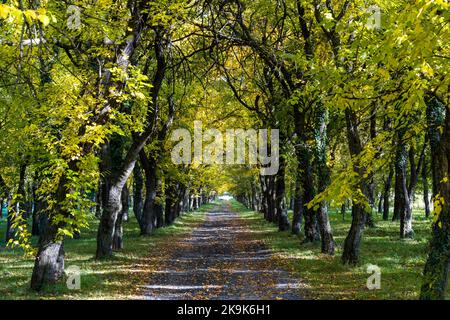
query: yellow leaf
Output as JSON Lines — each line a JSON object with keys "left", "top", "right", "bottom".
{"left": 38, "top": 14, "right": 50, "bottom": 26}
{"left": 0, "top": 4, "right": 9, "bottom": 19}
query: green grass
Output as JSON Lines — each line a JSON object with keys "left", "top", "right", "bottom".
{"left": 2, "top": 200, "right": 445, "bottom": 300}
{"left": 0, "top": 203, "right": 214, "bottom": 300}
{"left": 230, "top": 200, "right": 448, "bottom": 300}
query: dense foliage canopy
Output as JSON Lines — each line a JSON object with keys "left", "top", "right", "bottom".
{"left": 0, "top": 0, "right": 449, "bottom": 299}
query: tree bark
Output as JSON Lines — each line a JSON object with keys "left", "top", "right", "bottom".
{"left": 96, "top": 136, "right": 146, "bottom": 258}
{"left": 315, "top": 105, "right": 335, "bottom": 254}
{"left": 30, "top": 170, "right": 69, "bottom": 291}
{"left": 342, "top": 109, "right": 370, "bottom": 265}
{"left": 276, "top": 156, "right": 289, "bottom": 231}
{"left": 342, "top": 202, "right": 367, "bottom": 264}
{"left": 341, "top": 200, "right": 347, "bottom": 221}
{"left": 132, "top": 162, "right": 144, "bottom": 225}
{"left": 30, "top": 222, "right": 65, "bottom": 291}
{"left": 294, "top": 106, "right": 319, "bottom": 243}
{"left": 420, "top": 97, "right": 449, "bottom": 300}
{"left": 139, "top": 151, "right": 157, "bottom": 235}
{"left": 259, "top": 174, "right": 269, "bottom": 220}
{"left": 300, "top": 144, "right": 319, "bottom": 243}
{"left": 403, "top": 143, "right": 425, "bottom": 238}
{"left": 95, "top": 180, "right": 103, "bottom": 219}
{"left": 301, "top": 145, "right": 320, "bottom": 243}
{"left": 193, "top": 195, "right": 198, "bottom": 210}
{"left": 394, "top": 130, "right": 413, "bottom": 238}
{"left": 122, "top": 183, "right": 130, "bottom": 222}
{"left": 112, "top": 184, "right": 129, "bottom": 250}
{"left": 154, "top": 175, "right": 165, "bottom": 228}
{"left": 383, "top": 166, "right": 394, "bottom": 221}
{"left": 0, "top": 175, "right": 11, "bottom": 241}
{"left": 377, "top": 193, "right": 383, "bottom": 214}
{"left": 291, "top": 177, "right": 303, "bottom": 235}
{"left": 365, "top": 106, "right": 378, "bottom": 229}
{"left": 422, "top": 150, "right": 431, "bottom": 218}
{"left": 97, "top": 179, "right": 131, "bottom": 258}
{"left": 267, "top": 176, "right": 276, "bottom": 223}
{"left": 426, "top": 95, "right": 446, "bottom": 197}
{"left": 164, "top": 184, "right": 176, "bottom": 226}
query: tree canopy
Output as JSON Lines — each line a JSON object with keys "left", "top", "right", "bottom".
{"left": 0, "top": 0, "right": 449, "bottom": 299}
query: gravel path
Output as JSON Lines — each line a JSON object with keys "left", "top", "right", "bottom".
{"left": 143, "top": 202, "right": 305, "bottom": 300}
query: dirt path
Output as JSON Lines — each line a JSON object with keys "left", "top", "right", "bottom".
{"left": 143, "top": 202, "right": 305, "bottom": 300}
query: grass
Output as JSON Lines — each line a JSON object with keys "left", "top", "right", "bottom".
{"left": 230, "top": 200, "right": 449, "bottom": 300}
{"left": 2, "top": 200, "right": 446, "bottom": 300}
{"left": 0, "top": 203, "right": 214, "bottom": 300}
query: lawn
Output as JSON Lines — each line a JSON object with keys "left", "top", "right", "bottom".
{"left": 1, "top": 200, "right": 446, "bottom": 300}
{"left": 0, "top": 203, "right": 212, "bottom": 300}
{"left": 230, "top": 200, "right": 448, "bottom": 300}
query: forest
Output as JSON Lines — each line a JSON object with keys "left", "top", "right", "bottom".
{"left": 0, "top": 0, "right": 449, "bottom": 300}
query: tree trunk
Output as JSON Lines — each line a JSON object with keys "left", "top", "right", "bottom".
{"left": 293, "top": 103, "right": 320, "bottom": 243}
{"left": 133, "top": 162, "right": 144, "bottom": 225}
{"left": 30, "top": 172, "right": 69, "bottom": 291}
{"left": 365, "top": 213, "right": 376, "bottom": 228}
{"left": 259, "top": 174, "right": 269, "bottom": 219}
{"left": 393, "top": 140, "right": 405, "bottom": 223}
{"left": 96, "top": 136, "right": 146, "bottom": 258}
{"left": 95, "top": 179, "right": 103, "bottom": 219}
{"left": 97, "top": 183, "right": 124, "bottom": 258}
{"left": 32, "top": 200, "right": 44, "bottom": 236}
{"left": 420, "top": 97, "right": 449, "bottom": 300}
{"left": 112, "top": 211, "right": 124, "bottom": 250}
{"left": 365, "top": 107, "right": 377, "bottom": 229}
{"left": 155, "top": 175, "right": 165, "bottom": 228}
{"left": 251, "top": 181, "right": 258, "bottom": 211}
{"left": 317, "top": 203, "right": 335, "bottom": 254}
{"left": 301, "top": 150, "right": 320, "bottom": 243}
{"left": 5, "top": 213, "right": 14, "bottom": 243}
{"left": 393, "top": 187, "right": 400, "bottom": 220}
{"left": 342, "top": 109, "right": 370, "bottom": 265}
{"left": 377, "top": 193, "right": 383, "bottom": 214}
{"left": 30, "top": 222, "right": 65, "bottom": 291}
{"left": 395, "top": 133, "right": 413, "bottom": 238}
{"left": 193, "top": 195, "right": 198, "bottom": 210}
{"left": 383, "top": 167, "right": 394, "bottom": 221}
{"left": 341, "top": 201, "right": 347, "bottom": 221}
{"left": 165, "top": 186, "right": 176, "bottom": 226}
{"left": 112, "top": 184, "right": 129, "bottom": 250}
{"left": 178, "top": 186, "right": 187, "bottom": 215}
{"left": 139, "top": 151, "right": 158, "bottom": 235}
{"left": 315, "top": 104, "right": 334, "bottom": 254}
{"left": 426, "top": 95, "right": 446, "bottom": 197}
{"left": 276, "top": 156, "right": 289, "bottom": 231}
{"left": 403, "top": 143, "right": 425, "bottom": 238}
{"left": 342, "top": 203, "right": 367, "bottom": 265}
{"left": 122, "top": 183, "right": 130, "bottom": 222}
{"left": 423, "top": 152, "right": 431, "bottom": 218}
{"left": 187, "top": 191, "right": 192, "bottom": 212}
{"left": 291, "top": 177, "right": 302, "bottom": 235}
{"left": 267, "top": 176, "right": 276, "bottom": 223}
